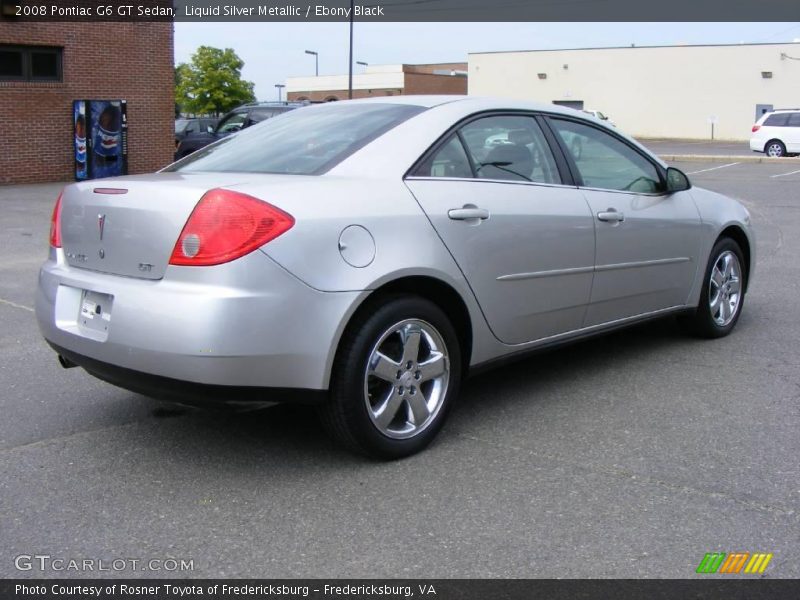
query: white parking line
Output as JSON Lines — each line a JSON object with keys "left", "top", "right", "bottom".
{"left": 770, "top": 169, "right": 800, "bottom": 179}
{"left": 0, "top": 297, "right": 34, "bottom": 313}
{"left": 686, "top": 162, "right": 741, "bottom": 174}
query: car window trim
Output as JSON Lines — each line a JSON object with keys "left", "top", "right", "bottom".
{"left": 404, "top": 175, "right": 580, "bottom": 192}
{"left": 541, "top": 114, "right": 669, "bottom": 194}
{"left": 405, "top": 109, "right": 576, "bottom": 186}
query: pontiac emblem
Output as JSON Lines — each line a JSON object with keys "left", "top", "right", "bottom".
{"left": 98, "top": 214, "right": 106, "bottom": 241}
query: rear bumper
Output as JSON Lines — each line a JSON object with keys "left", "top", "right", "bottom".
{"left": 36, "top": 248, "right": 365, "bottom": 393}
{"left": 49, "top": 341, "right": 326, "bottom": 407}
{"left": 749, "top": 138, "right": 763, "bottom": 153}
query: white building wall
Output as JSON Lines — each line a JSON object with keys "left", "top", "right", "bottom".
{"left": 287, "top": 64, "right": 406, "bottom": 93}
{"left": 469, "top": 44, "right": 800, "bottom": 140}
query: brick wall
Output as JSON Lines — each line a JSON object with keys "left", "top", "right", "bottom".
{"left": 287, "top": 72, "right": 467, "bottom": 102}
{"left": 404, "top": 73, "right": 467, "bottom": 95}
{"left": 0, "top": 20, "right": 174, "bottom": 185}
{"left": 288, "top": 88, "right": 400, "bottom": 102}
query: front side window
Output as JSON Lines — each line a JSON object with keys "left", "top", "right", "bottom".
{"left": 550, "top": 118, "right": 662, "bottom": 193}
{"left": 459, "top": 115, "right": 561, "bottom": 184}
{"left": 169, "top": 103, "right": 425, "bottom": 175}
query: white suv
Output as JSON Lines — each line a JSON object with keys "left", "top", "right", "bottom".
{"left": 750, "top": 109, "right": 800, "bottom": 157}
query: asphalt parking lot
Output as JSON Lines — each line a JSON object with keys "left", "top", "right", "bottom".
{"left": 639, "top": 138, "right": 755, "bottom": 157}
{"left": 1, "top": 160, "right": 799, "bottom": 579}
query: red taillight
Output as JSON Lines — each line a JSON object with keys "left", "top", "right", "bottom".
{"left": 49, "top": 191, "right": 63, "bottom": 248}
{"left": 752, "top": 125, "right": 761, "bottom": 132}
{"left": 169, "top": 188, "right": 294, "bottom": 266}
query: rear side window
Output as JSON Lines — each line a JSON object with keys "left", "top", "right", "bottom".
{"left": 415, "top": 135, "right": 473, "bottom": 178}
{"left": 460, "top": 115, "right": 561, "bottom": 184}
{"left": 764, "top": 113, "right": 789, "bottom": 127}
{"left": 787, "top": 113, "right": 800, "bottom": 127}
{"left": 169, "top": 103, "right": 425, "bottom": 175}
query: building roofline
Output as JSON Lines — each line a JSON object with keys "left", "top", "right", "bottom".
{"left": 469, "top": 41, "right": 800, "bottom": 56}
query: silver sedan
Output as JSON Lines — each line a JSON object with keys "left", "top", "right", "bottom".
{"left": 36, "top": 96, "right": 754, "bottom": 458}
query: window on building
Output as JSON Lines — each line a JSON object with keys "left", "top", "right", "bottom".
{"left": 0, "top": 45, "right": 62, "bottom": 82}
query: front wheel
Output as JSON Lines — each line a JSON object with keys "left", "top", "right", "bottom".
{"left": 319, "top": 296, "right": 461, "bottom": 459}
{"left": 681, "top": 238, "right": 746, "bottom": 338}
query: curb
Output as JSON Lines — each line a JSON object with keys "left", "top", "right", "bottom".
{"left": 658, "top": 154, "right": 799, "bottom": 164}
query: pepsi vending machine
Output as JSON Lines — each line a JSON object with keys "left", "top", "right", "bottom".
{"left": 73, "top": 100, "right": 128, "bottom": 181}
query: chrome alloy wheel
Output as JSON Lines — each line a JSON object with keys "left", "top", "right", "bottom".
{"left": 708, "top": 250, "right": 742, "bottom": 327}
{"left": 363, "top": 319, "right": 449, "bottom": 440}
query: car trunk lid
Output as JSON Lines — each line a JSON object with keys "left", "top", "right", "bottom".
{"left": 60, "top": 173, "right": 251, "bottom": 280}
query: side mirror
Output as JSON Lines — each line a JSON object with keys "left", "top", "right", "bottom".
{"left": 666, "top": 167, "right": 691, "bottom": 192}
{"left": 207, "top": 125, "right": 214, "bottom": 133}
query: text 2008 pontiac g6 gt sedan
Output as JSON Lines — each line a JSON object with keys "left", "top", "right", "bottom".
{"left": 37, "top": 96, "right": 754, "bottom": 458}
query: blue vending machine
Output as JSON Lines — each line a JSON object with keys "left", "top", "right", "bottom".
{"left": 73, "top": 99, "right": 128, "bottom": 181}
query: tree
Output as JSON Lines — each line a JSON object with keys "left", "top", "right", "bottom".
{"left": 175, "top": 46, "right": 256, "bottom": 116}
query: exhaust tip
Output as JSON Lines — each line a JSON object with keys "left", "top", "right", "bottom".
{"left": 57, "top": 355, "right": 78, "bottom": 369}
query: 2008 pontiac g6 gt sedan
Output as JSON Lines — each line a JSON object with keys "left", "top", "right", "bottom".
{"left": 37, "top": 96, "right": 754, "bottom": 458}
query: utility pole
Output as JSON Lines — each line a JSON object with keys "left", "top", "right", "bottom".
{"left": 348, "top": 0, "right": 354, "bottom": 99}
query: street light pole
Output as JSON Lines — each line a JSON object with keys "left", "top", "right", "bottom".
{"left": 348, "top": 0, "right": 354, "bottom": 99}
{"left": 304, "top": 50, "right": 318, "bottom": 76}
{"left": 275, "top": 84, "right": 285, "bottom": 102}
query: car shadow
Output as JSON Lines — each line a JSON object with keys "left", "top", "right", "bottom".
{"left": 137, "top": 315, "right": 700, "bottom": 469}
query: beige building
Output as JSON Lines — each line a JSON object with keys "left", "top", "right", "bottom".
{"left": 286, "top": 63, "right": 467, "bottom": 102}
{"left": 469, "top": 43, "right": 800, "bottom": 141}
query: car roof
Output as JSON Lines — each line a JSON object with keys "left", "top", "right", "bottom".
{"left": 345, "top": 95, "right": 594, "bottom": 118}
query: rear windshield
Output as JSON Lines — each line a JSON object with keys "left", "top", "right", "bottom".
{"left": 167, "top": 103, "right": 425, "bottom": 175}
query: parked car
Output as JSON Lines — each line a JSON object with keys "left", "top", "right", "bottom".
{"left": 174, "top": 101, "right": 308, "bottom": 160}
{"left": 175, "top": 117, "right": 219, "bottom": 147}
{"left": 583, "top": 109, "right": 616, "bottom": 127}
{"left": 38, "top": 96, "right": 754, "bottom": 459}
{"left": 750, "top": 108, "right": 800, "bottom": 157}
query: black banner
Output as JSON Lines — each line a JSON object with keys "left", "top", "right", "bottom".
{"left": 3, "top": 580, "right": 800, "bottom": 600}
{"left": 2, "top": 0, "right": 800, "bottom": 22}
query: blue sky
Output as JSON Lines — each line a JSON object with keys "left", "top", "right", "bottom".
{"left": 174, "top": 22, "right": 800, "bottom": 100}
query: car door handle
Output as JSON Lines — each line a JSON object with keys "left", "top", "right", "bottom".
{"left": 597, "top": 209, "right": 625, "bottom": 222}
{"left": 448, "top": 207, "right": 490, "bottom": 221}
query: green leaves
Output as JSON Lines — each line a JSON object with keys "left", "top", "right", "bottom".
{"left": 175, "top": 46, "right": 256, "bottom": 116}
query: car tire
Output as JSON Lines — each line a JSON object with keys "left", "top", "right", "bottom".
{"left": 319, "top": 295, "right": 461, "bottom": 459}
{"left": 765, "top": 140, "right": 786, "bottom": 157}
{"left": 680, "top": 237, "right": 746, "bottom": 339}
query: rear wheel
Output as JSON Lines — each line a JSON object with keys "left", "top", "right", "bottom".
{"left": 765, "top": 140, "right": 786, "bottom": 157}
{"left": 320, "top": 296, "right": 461, "bottom": 459}
{"left": 681, "top": 238, "right": 746, "bottom": 338}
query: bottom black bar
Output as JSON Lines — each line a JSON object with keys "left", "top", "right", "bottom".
{"left": 2, "top": 579, "right": 799, "bottom": 600}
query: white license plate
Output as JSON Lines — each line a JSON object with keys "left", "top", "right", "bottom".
{"left": 79, "top": 290, "right": 113, "bottom": 334}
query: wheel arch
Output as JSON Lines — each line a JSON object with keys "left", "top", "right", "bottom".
{"left": 764, "top": 138, "right": 785, "bottom": 154}
{"left": 331, "top": 275, "right": 474, "bottom": 382}
{"left": 716, "top": 225, "right": 752, "bottom": 293}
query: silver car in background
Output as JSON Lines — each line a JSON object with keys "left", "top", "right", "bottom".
{"left": 37, "top": 96, "right": 754, "bottom": 458}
